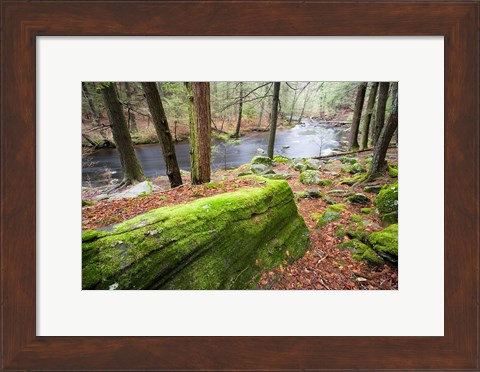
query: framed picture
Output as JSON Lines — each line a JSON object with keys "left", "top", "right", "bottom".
{"left": 1, "top": 1, "right": 478, "bottom": 370}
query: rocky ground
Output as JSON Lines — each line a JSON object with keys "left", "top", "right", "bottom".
{"left": 82, "top": 148, "right": 398, "bottom": 290}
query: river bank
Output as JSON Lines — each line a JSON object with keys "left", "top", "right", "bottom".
{"left": 83, "top": 119, "right": 349, "bottom": 187}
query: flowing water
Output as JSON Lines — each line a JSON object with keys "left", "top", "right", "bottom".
{"left": 82, "top": 118, "right": 347, "bottom": 186}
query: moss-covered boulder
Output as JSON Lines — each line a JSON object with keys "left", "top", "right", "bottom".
{"left": 273, "top": 155, "right": 291, "bottom": 163}
{"left": 387, "top": 162, "right": 398, "bottom": 178}
{"left": 368, "top": 224, "right": 398, "bottom": 263}
{"left": 82, "top": 179, "right": 310, "bottom": 290}
{"left": 250, "top": 163, "right": 270, "bottom": 175}
{"left": 364, "top": 185, "right": 383, "bottom": 193}
{"left": 350, "top": 162, "right": 367, "bottom": 174}
{"left": 374, "top": 182, "right": 398, "bottom": 223}
{"left": 347, "top": 193, "right": 370, "bottom": 205}
{"left": 251, "top": 156, "right": 274, "bottom": 166}
{"left": 299, "top": 170, "right": 320, "bottom": 185}
{"left": 337, "top": 239, "right": 384, "bottom": 267}
{"left": 314, "top": 204, "right": 345, "bottom": 227}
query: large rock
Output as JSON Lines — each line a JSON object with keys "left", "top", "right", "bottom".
{"left": 368, "top": 224, "right": 398, "bottom": 263}
{"left": 109, "top": 181, "right": 155, "bottom": 200}
{"left": 374, "top": 182, "right": 398, "bottom": 223}
{"left": 82, "top": 179, "right": 310, "bottom": 290}
{"left": 251, "top": 156, "right": 274, "bottom": 166}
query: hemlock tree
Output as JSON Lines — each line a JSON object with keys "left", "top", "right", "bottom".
{"left": 185, "top": 82, "right": 212, "bottom": 184}
{"left": 141, "top": 82, "right": 183, "bottom": 188}
{"left": 372, "top": 82, "right": 390, "bottom": 146}
{"left": 267, "top": 82, "right": 281, "bottom": 159}
{"left": 360, "top": 82, "right": 379, "bottom": 149}
{"left": 367, "top": 82, "right": 398, "bottom": 181}
{"left": 349, "top": 82, "right": 368, "bottom": 150}
{"left": 98, "top": 82, "right": 145, "bottom": 186}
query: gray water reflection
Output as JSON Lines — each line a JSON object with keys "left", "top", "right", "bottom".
{"left": 82, "top": 119, "right": 347, "bottom": 186}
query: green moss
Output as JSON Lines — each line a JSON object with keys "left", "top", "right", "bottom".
{"left": 329, "top": 203, "right": 346, "bottom": 212}
{"left": 382, "top": 211, "right": 398, "bottom": 224}
{"left": 299, "top": 170, "right": 321, "bottom": 185}
{"left": 316, "top": 210, "right": 341, "bottom": 227}
{"left": 251, "top": 156, "right": 274, "bottom": 166}
{"left": 323, "top": 196, "right": 336, "bottom": 205}
{"left": 364, "top": 185, "right": 383, "bottom": 193}
{"left": 315, "top": 204, "right": 345, "bottom": 227}
{"left": 260, "top": 173, "right": 293, "bottom": 180}
{"left": 339, "top": 173, "right": 366, "bottom": 185}
{"left": 273, "top": 155, "right": 291, "bottom": 163}
{"left": 345, "top": 221, "right": 368, "bottom": 241}
{"left": 374, "top": 182, "right": 398, "bottom": 217}
{"left": 350, "top": 162, "right": 367, "bottom": 174}
{"left": 368, "top": 224, "right": 398, "bottom": 263}
{"left": 347, "top": 193, "right": 370, "bottom": 205}
{"left": 82, "top": 199, "right": 93, "bottom": 207}
{"left": 387, "top": 163, "right": 398, "bottom": 178}
{"left": 82, "top": 179, "right": 310, "bottom": 290}
{"left": 204, "top": 182, "right": 219, "bottom": 189}
{"left": 350, "top": 215, "right": 363, "bottom": 223}
{"left": 361, "top": 208, "right": 373, "bottom": 214}
{"left": 337, "top": 239, "right": 384, "bottom": 267}
{"left": 335, "top": 224, "right": 346, "bottom": 238}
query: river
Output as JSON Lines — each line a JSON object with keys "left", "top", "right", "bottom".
{"left": 82, "top": 118, "right": 348, "bottom": 186}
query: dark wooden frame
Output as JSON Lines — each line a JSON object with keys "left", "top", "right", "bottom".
{"left": 1, "top": 1, "right": 478, "bottom": 370}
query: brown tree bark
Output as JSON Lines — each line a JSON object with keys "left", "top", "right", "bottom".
{"left": 360, "top": 82, "right": 379, "bottom": 149}
{"left": 99, "top": 82, "right": 144, "bottom": 185}
{"left": 185, "top": 82, "right": 212, "bottom": 184}
{"left": 234, "top": 82, "right": 243, "bottom": 138}
{"left": 141, "top": 82, "right": 183, "bottom": 188}
{"left": 267, "top": 82, "right": 281, "bottom": 159}
{"left": 125, "top": 82, "right": 138, "bottom": 133}
{"left": 372, "top": 82, "right": 390, "bottom": 146}
{"left": 367, "top": 82, "right": 398, "bottom": 181}
{"left": 349, "top": 82, "right": 368, "bottom": 150}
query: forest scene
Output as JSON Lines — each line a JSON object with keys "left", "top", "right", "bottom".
{"left": 82, "top": 81, "right": 398, "bottom": 290}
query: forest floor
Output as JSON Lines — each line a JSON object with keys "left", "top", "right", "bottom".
{"left": 82, "top": 148, "right": 398, "bottom": 290}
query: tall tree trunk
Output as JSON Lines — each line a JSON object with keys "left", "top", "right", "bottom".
{"left": 141, "top": 82, "right": 183, "bottom": 188}
{"left": 367, "top": 82, "right": 398, "bottom": 181}
{"left": 360, "top": 82, "right": 379, "bottom": 149}
{"left": 288, "top": 83, "right": 299, "bottom": 126}
{"left": 267, "top": 82, "right": 281, "bottom": 159}
{"left": 372, "top": 82, "right": 390, "bottom": 146}
{"left": 257, "top": 85, "right": 267, "bottom": 128}
{"left": 349, "top": 82, "right": 368, "bottom": 150}
{"left": 185, "top": 82, "right": 212, "bottom": 184}
{"left": 234, "top": 82, "right": 243, "bottom": 137}
{"left": 125, "top": 82, "right": 138, "bottom": 133}
{"left": 99, "top": 82, "right": 144, "bottom": 184}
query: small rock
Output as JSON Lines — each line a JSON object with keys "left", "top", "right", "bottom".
{"left": 327, "top": 189, "right": 354, "bottom": 197}
{"left": 364, "top": 185, "right": 383, "bottom": 193}
{"left": 306, "top": 188, "right": 322, "bottom": 198}
{"left": 347, "top": 193, "right": 370, "bottom": 205}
